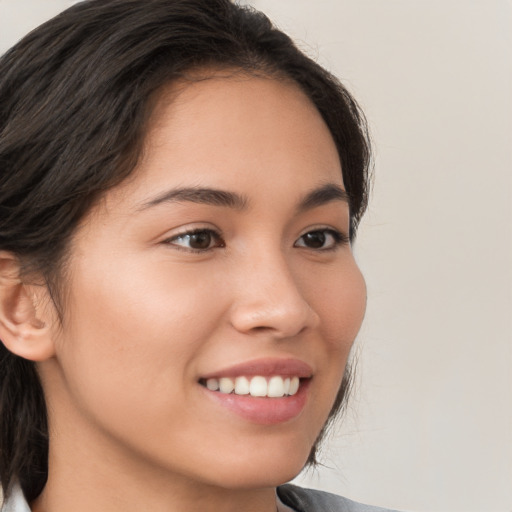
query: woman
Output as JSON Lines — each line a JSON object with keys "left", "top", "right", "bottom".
{"left": 0, "top": 1, "right": 395, "bottom": 510}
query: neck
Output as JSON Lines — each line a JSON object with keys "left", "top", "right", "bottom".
{"left": 32, "top": 441, "right": 278, "bottom": 512}
{"left": 30, "top": 403, "right": 278, "bottom": 512}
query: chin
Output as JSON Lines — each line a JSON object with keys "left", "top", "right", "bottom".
{"left": 212, "top": 465, "right": 304, "bottom": 491}
{"left": 193, "top": 438, "right": 313, "bottom": 490}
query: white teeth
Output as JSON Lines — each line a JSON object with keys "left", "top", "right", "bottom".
{"left": 283, "top": 377, "right": 291, "bottom": 395}
{"left": 206, "top": 378, "right": 219, "bottom": 391}
{"left": 219, "top": 377, "right": 234, "bottom": 394}
{"left": 267, "top": 376, "right": 285, "bottom": 397}
{"left": 234, "top": 376, "right": 250, "bottom": 395}
{"left": 204, "top": 375, "right": 302, "bottom": 397}
{"left": 249, "top": 376, "right": 267, "bottom": 397}
{"left": 289, "top": 376, "right": 300, "bottom": 396}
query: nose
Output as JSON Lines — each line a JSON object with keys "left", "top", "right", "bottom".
{"left": 229, "top": 251, "right": 319, "bottom": 339}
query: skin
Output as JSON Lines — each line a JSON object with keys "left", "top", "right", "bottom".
{"left": 11, "top": 74, "right": 366, "bottom": 511}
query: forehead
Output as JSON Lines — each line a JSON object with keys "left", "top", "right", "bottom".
{"left": 109, "top": 73, "right": 344, "bottom": 210}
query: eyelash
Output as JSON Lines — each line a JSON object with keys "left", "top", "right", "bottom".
{"left": 294, "top": 229, "right": 349, "bottom": 251}
{"left": 163, "top": 227, "right": 349, "bottom": 253}
{"left": 163, "top": 228, "right": 225, "bottom": 253}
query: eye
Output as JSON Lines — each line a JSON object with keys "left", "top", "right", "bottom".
{"left": 294, "top": 229, "right": 348, "bottom": 251}
{"left": 164, "top": 229, "right": 225, "bottom": 252}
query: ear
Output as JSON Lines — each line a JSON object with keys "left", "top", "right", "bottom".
{"left": 0, "top": 252, "right": 56, "bottom": 361}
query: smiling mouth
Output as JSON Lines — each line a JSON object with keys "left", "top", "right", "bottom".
{"left": 199, "top": 375, "right": 305, "bottom": 398}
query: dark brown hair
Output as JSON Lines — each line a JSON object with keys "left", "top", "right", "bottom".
{"left": 0, "top": 0, "right": 371, "bottom": 501}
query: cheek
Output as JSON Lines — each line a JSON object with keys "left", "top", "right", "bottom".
{"left": 312, "top": 261, "right": 367, "bottom": 351}
{"left": 294, "top": 262, "right": 366, "bottom": 446}
{"left": 302, "top": 259, "right": 366, "bottom": 405}
{"left": 55, "top": 255, "right": 225, "bottom": 417}
{"left": 66, "top": 250, "right": 221, "bottom": 344}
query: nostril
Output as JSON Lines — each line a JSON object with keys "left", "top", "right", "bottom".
{"left": 229, "top": 278, "right": 318, "bottom": 337}
{"left": 251, "top": 326, "right": 272, "bottom": 332}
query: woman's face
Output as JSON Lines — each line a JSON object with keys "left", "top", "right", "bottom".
{"left": 41, "top": 74, "right": 366, "bottom": 489}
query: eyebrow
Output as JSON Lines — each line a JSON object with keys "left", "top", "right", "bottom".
{"left": 138, "top": 183, "right": 349, "bottom": 212}
{"left": 297, "top": 183, "right": 350, "bottom": 212}
{"left": 138, "top": 186, "right": 248, "bottom": 211}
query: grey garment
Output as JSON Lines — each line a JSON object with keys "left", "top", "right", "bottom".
{"left": 278, "top": 484, "right": 401, "bottom": 512}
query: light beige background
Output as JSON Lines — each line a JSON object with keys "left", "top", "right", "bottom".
{"left": 1, "top": 1, "right": 511, "bottom": 511}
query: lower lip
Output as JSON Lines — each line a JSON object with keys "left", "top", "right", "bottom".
{"left": 202, "top": 379, "right": 310, "bottom": 425}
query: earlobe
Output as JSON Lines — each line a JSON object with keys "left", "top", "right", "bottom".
{"left": 0, "top": 252, "right": 56, "bottom": 361}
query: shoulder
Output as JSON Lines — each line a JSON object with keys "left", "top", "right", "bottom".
{"left": 1, "top": 483, "right": 31, "bottom": 512}
{"left": 277, "top": 484, "right": 402, "bottom": 512}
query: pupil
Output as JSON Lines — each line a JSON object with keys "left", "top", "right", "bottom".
{"left": 190, "top": 232, "right": 211, "bottom": 249}
{"left": 304, "top": 231, "right": 325, "bottom": 248}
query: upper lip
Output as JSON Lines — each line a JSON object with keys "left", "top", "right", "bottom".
{"left": 200, "top": 358, "right": 313, "bottom": 380}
